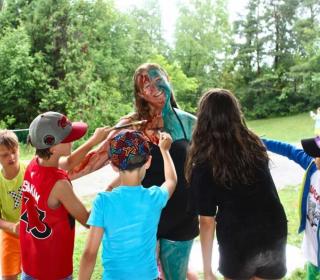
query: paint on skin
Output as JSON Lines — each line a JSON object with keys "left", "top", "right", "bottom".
{"left": 68, "top": 66, "right": 196, "bottom": 178}
{"left": 146, "top": 68, "right": 171, "bottom": 113}
{"left": 139, "top": 68, "right": 196, "bottom": 143}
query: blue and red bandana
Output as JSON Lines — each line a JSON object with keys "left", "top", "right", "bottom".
{"left": 109, "top": 130, "right": 151, "bottom": 170}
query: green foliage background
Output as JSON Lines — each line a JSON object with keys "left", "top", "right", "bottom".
{"left": 0, "top": 0, "right": 319, "bottom": 130}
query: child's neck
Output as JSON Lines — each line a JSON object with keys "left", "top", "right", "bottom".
{"left": 38, "top": 155, "right": 60, "bottom": 168}
{"left": 2, "top": 163, "right": 20, "bottom": 180}
{"left": 119, "top": 170, "right": 142, "bottom": 186}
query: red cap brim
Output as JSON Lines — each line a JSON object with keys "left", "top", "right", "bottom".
{"left": 61, "top": 122, "right": 88, "bottom": 143}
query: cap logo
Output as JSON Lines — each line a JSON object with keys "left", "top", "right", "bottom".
{"left": 44, "top": 135, "right": 55, "bottom": 146}
{"left": 58, "top": 116, "right": 70, "bottom": 129}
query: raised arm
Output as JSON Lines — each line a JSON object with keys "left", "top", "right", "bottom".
{"left": 60, "top": 126, "right": 113, "bottom": 179}
{"left": 262, "top": 138, "right": 313, "bottom": 170}
{"left": 66, "top": 119, "right": 134, "bottom": 180}
{"left": 159, "top": 132, "right": 177, "bottom": 197}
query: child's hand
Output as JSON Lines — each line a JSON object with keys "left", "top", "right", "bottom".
{"left": 158, "top": 132, "right": 172, "bottom": 151}
{"left": 90, "top": 127, "right": 112, "bottom": 146}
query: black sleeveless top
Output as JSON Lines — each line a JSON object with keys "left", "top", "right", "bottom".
{"left": 142, "top": 139, "right": 199, "bottom": 241}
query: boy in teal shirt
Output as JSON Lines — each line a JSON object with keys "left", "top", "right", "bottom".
{"left": 79, "top": 130, "right": 177, "bottom": 280}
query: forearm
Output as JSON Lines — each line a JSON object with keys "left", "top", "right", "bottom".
{"left": 79, "top": 252, "right": 97, "bottom": 280}
{"left": 63, "top": 138, "right": 108, "bottom": 172}
{"left": 79, "top": 226, "right": 103, "bottom": 280}
{"left": 74, "top": 206, "right": 90, "bottom": 228}
{"left": 0, "top": 218, "right": 15, "bottom": 233}
{"left": 200, "top": 215, "right": 216, "bottom": 275}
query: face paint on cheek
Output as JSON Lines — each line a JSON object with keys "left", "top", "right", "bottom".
{"left": 139, "top": 74, "right": 149, "bottom": 92}
{"left": 147, "top": 69, "right": 171, "bottom": 103}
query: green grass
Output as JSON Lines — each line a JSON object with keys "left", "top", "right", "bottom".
{"left": 73, "top": 229, "right": 103, "bottom": 279}
{"left": 247, "top": 112, "right": 314, "bottom": 143}
{"left": 278, "top": 185, "right": 306, "bottom": 279}
{"left": 287, "top": 267, "right": 307, "bottom": 280}
{"left": 278, "top": 185, "right": 303, "bottom": 247}
{"left": 73, "top": 195, "right": 103, "bottom": 279}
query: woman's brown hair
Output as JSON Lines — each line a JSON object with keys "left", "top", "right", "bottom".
{"left": 185, "top": 88, "right": 269, "bottom": 186}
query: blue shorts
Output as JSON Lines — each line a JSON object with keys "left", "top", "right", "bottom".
{"left": 21, "top": 271, "right": 72, "bottom": 280}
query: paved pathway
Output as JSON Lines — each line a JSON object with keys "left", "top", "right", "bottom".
{"left": 72, "top": 152, "right": 307, "bottom": 277}
{"left": 73, "top": 152, "right": 305, "bottom": 196}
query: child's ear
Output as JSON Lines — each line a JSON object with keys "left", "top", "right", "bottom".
{"left": 144, "top": 156, "right": 152, "bottom": 170}
{"left": 110, "top": 163, "right": 120, "bottom": 173}
{"left": 49, "top": 146, "right": 55, "bottom": 155}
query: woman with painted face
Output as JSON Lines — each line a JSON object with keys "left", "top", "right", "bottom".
{"left": 72, "top": 63, "right": 199, "bottom": 279}
{"left": 129, "top": 63, "right": 199, "bottom": 280}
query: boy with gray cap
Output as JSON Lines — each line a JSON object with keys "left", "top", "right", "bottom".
{"left": 20, "top": 111, "right": 111, "bottom": 280}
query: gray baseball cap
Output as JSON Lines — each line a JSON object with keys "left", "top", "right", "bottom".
{"left": 29, "top": 111, "right": 88, "bottom": 149}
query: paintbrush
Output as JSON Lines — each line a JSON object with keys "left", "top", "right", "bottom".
{"left": 112, "top": 120, "right": 148, "bottom": 130}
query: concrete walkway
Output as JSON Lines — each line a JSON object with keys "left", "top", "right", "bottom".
{"left": 72, "top": 152, "right": 307, "bottom": 277}
{"left": 72, "top": 152, "right": 305, "bottom": 196}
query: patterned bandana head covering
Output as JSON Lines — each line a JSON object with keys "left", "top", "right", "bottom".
{"left": 109, "top": 130, "right": 151, "bottom": 171}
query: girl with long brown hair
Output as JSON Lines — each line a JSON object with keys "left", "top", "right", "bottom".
{"left": 185, "top": 89, "right": 287, "bottom": 280}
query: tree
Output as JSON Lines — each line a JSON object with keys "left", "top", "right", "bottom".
{"left": 286, "top": 0, "right": 320, "bottom": 111}
{"left": 174, "top": 0, "right": 232, "bottom": 96}
{"left": 147, "top": 54, "right": 200, "bottom": 113}
{"left": 0, "top": 26, "right": 48, "bottom": 127}
{"left": 233, "top": 0, "right": 266, "bottom": 77}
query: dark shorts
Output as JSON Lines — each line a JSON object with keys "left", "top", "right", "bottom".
{"left": 219, "top": 237, "right": 287, "bottom": 279}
